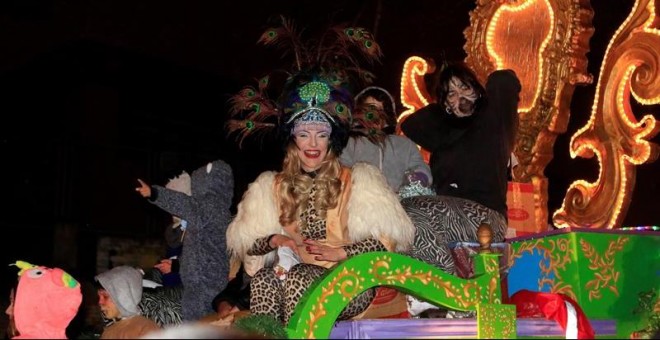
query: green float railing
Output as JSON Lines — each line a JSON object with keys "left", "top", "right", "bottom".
{"left": 287, "top": 252, "right": 516, "bottom": 339}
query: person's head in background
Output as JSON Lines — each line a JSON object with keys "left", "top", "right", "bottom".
{"left": 352, "top": 86, "right": 398, "bottom": 144}
{"left": 94, "top": 265, "right": 161, "bottom": 339}
{"left": 435, "top": 62, "right": 486, "bottom": 118}
{"left": 94, "top": 266, "right": 143, "bottom": 322}
{"left": 10, "top": 261, "right": 82, "bottom": 339}
{"left": 5, "top": 286, "right": 18, "bottom": 338}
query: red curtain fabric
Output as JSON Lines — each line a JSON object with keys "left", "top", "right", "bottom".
{"left": 510, "top": 289, "right": 595, "bottom": 339}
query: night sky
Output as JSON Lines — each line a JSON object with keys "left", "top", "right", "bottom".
{"left": 1, "top": 0, "right": 658, "bottom": 297}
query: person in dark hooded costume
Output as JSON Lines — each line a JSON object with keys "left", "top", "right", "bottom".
{"left": 136, "top": 160, "right": 234, "bottom": 321}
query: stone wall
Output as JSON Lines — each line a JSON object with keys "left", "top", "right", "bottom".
{"left": 96, "top": 236, "right": 164, "bottom": 274}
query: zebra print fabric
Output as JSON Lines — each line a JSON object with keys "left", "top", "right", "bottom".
{"left": 139, "top": 285, "right": 184, "bottom": 327}
{"left": 98, "top": 285, "right": 183, "bottom": 329}
{"left": 400, "top": 195, "right": 507, "bottom": 275}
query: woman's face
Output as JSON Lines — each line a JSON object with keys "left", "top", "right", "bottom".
{"left": 445, "top": 76, "right": 478, "bottom": 117}
{"left": 293, "top": 124, "right": 331, "bottom": 172}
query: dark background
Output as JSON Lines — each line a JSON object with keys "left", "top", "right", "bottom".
{"left": 0, "top": 0, "right": 657, "bottom": 306}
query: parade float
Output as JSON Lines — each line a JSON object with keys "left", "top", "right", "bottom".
{"left": 278, "top": 0, "right": 660, "bottom": 338}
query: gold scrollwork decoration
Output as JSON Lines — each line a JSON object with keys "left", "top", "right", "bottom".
{"left": 289, "top": 253, "right": 507, "bottom": 339}
{"left": 510, "top": 238, "right": 577, "bottom": 299}
{"left": 553, "top": 0, "right": 660, "bottom": 229}
{"left": 370, "top": 259, "right": 482, "bottom": 308}
{"left": 464, "top": 0, "right": 595, "bottom": 231}
{"left": 479, "top": 304, "right": 516, "bottom": 338}
{"left": 306, "top": 267, "right": 363, "bottom": 338}
{"left": 581, "top": 236, "right": 630, "bottom": 301}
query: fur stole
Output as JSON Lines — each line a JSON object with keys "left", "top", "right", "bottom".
{"left": 226, "top": 171, "right": 280, "bottom": 267}
{"left": 226, "top": 163, "right": 414, "bottom": 262}
{"left": 348, "top": 162, "right": 414, "bottom": 252}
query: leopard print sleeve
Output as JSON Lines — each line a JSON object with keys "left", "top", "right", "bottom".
{"left": 247, "top": 235, "right": 276, "bottom": 256}
{"left": 342, "top": 237, "right": 387, "bottom": 258}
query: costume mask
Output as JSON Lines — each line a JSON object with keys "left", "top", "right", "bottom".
{"left": 445, "top": 76, "right": 478, "bottom": 117}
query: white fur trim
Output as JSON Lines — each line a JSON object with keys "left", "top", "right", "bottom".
{"left": 226, "top": 171, "right": 281, "bottom": 260}
{"left": 347, "top": 162, "right": 415, "bottom": 251}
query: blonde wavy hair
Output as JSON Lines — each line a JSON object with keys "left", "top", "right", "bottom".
{"left": 276, "top": 143, "right": 342, "bottom": 229}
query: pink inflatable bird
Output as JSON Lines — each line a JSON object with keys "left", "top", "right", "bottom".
{"left": 11, "top": 261, "right": 82, "bottom": 339}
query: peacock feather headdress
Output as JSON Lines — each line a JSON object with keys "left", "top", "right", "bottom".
{"left": 226, "top": 15, "right": 382, "bottom": 153}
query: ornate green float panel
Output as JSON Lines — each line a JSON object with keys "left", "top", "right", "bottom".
{"left": 287, "top": 252, "right": 516, "bottom": 338}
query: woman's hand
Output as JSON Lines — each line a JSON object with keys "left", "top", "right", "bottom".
{"left": 304, "top": 239, "right": 347, "bottom": 262}
{"left": 154, "top": 259, "right": 172, "bottom": 274}
{"left": 269, "top": 234, "right": 301, "bottom": 257}
{"left": 135, "top": 179, "right": 152, "bottom": 198}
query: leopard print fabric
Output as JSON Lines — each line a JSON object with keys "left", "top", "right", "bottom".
{"left": 300, "top": 183, "right": 326, "bottom": 240}
{"left": 249, "top": 181, "right": 378, "bottom": 324}
{"left": 343, "top": 237, "right": 386, "bottom": 257}
{"left": 300, "top": 183, "right": 386, "bottom": 256}
{"left": 248, "top": 182, "right": 327, "bottom": 256}
{"left": 250, "top": 263, "right": 375, "bottom": 324}
{"left": 248, "top": 236, "right": 275, "bottom": 256}
{"left": 400, "top": 194, "right": 507, "bottom": 275}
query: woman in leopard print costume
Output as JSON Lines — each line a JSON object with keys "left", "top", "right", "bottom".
{"left": 226, "top": 70, "right": 415, "bottom": 325}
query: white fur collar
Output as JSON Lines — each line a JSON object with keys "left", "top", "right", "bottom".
{"left": 226, "top": 163, "right": 415, "bottom": 260}
{"left": 226, "top": 171, "right": 280, "bottom": 260}
{"left": 347, "top": 162, "right": 414, "bottom": 252}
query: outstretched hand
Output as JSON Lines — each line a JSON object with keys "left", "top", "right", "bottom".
{"left": 135, "top": 179, "right": 151, "bottom": 198}
{"left": 304, "top": 239, "right": 347, "bottom": 262}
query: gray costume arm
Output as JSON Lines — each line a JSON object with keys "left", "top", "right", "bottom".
{"left": 339, "top": 138, "right": 356, "bottom": 167}
{"left": 149, "top": 187, "right": 230, "bottom": 228}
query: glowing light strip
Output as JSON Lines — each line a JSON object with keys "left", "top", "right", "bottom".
{"left": 485, "top": 0, "right": 555, "bottom": 113}
{"left": 642, "top": 0, "right": 659, "bottom": 35}
{"left": 620, "top": 225, "right": 660, "bottom": 231}
{"left": 399, "top": 56, "right": 431, "bottom": 122}
{"left": 615, "top": 153, "right": 630, "bottom": 228}
{"left": 618, "top": 65, "right": 655, "bottom": 165}
{"left": 571, "top": 0, "right": 640, "bottom": 150}
{"left": 556, "top": 0, "right": 640, "bottom": 228}
{"left": 630, "top": 1, "right": 660, "bottom": 105}
{"left": 555, "top": 0, "right": 659, "bottom": 229}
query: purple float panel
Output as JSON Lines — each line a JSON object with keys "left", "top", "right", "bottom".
{"left": 329, "top": 318, "right": 616, "bottom": 338}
